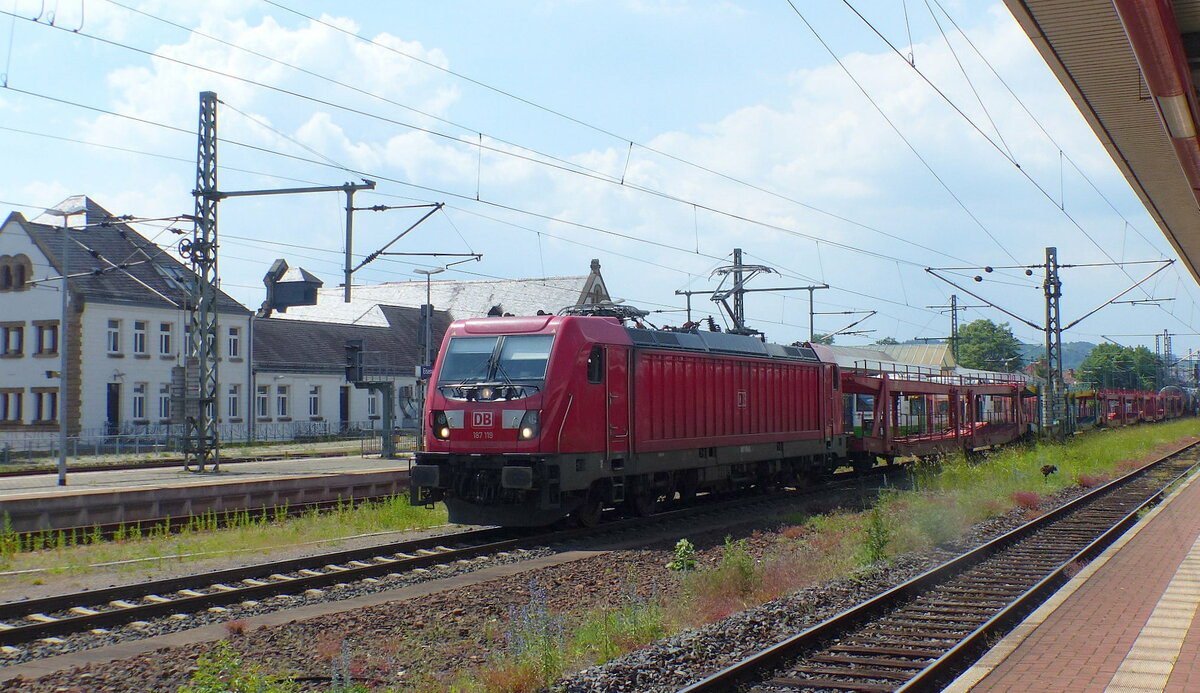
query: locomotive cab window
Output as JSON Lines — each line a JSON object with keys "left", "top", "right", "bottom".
{"left": 497, "top": 335, "right": 553, "bottom": 380}
{"left": 439, "top": 337, "right": 498, "bottom": 383}
{"left": 586, "top": 345, "right": 604, "bottom": 383}
{"left": 438, "top": 335, "right": 554, "bottom": 384}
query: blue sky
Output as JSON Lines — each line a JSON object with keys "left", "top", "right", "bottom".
{"left": 1, "top": 0, "right": 1196, "bottom": 358}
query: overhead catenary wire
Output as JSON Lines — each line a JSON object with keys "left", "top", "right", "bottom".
{"left": 2, "top": 3, "right": 1190, "bottom": 342}
{"left": 818, "top": 1, "right": 1200, "bottom": 336}
{"left": 0, "top": 7, "right": 1046, "bottom": 280}
{"left": 0, "top": 82, "right": 994, "bottom": 282}
{"left": 784, "top": 0, "right": 1024, "bottom": 267}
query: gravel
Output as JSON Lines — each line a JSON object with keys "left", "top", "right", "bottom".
{"left": 0, "top": 484, "right": 1093, "bottom": 692}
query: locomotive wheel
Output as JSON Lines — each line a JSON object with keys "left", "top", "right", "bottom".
{"left": 629, "top": 488, "right": 656, "bottom": 517}
{"left": 678, "top": 472, "right": 699, "bottom": 502}
{"left": 572, "top": 494, "right": 604, "bottom": 528}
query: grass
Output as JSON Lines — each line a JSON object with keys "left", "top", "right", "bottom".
{"left": 466, "top": 420, "right": 1199, "bottom": 690}
{"left": 181, "top": 420, "right": 1199, "bottom": 692}
{"left": 0, "top": 495, "right": 448, "bottom": 581}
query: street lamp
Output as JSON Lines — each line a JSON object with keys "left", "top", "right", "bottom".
{"left": 44, "top": 197, "right": 89, "bottom": 486}
{"left": 413, "top": 267, "right": 445, "bottom": 451}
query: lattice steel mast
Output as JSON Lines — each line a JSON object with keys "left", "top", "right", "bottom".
{"left": 1042, "top": 247, "right": 1063, "bottom": 439}
{"left": 183, "top": 91, "right": 221, "bottom": 472}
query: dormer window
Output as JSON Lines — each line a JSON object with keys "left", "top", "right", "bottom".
{"left": 153, "top": 263, "right": 193, "bottom": 292}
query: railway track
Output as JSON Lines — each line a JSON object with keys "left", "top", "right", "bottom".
{"left": 9, "top": 493, "right": 405, "bottom": 545}
{"left": 0, "top": 525, "right": 525, "bottom": 647}
{"left": 679, "top": 444, "right": 1200, "bottom": 693}
{"left": 0, "top": 467, "right": 897, "bottom": 656}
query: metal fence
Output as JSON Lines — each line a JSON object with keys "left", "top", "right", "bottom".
{"left": 0, "top": 419, "right": 400, "bottom": 463}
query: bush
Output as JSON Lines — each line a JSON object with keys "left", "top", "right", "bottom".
{"left": 859, "top": 507, "right": 892, "bottom": 566}
{"left": 1011, "top": 491, "right": 1041, "bottom": 509}
{"left": 179, "top": 641, "right": 297, "bottom": 693}
{"left": 573, "top": 582, "right": 664, "bottom": 664}
{"left": 666, "top": 538, "right": 697, "bottom": 572}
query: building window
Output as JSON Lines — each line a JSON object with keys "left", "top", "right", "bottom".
{"left": 276, "top": 385, "right": 290, "bottom": 417}
{"left": 34, "top": 321, "right": 59, "bottom": 356}
{"left": 0, "top": 255, "right": 32, "bottom": 291}
{"left": 132, "top": 321, "right": 147, "bottom": 354}
{"left": 308, "top": 385, "right": 320, "bottom": 417}
{"left": 227, "top": 326, "right": 240, "bottom": 358}
{"left": 256, "top": 385, "right": 269, "bottom": 418}
{"left": 106, "top": 319, "right": 121, "bottom": 353}
{"left": 158, "top": 384, "right": 171, "bottom": 420}
{"left": 159, "top": 323, "right": 173, "bottom": 355}
{"left": 0, "top": 323, "right": 23, "bottom": 357}
{"left": 132, "top": 382, "right": 147, "bottom": 420}
{"left": 367, "top": 392, "right": 379, "bottom": 417}
{"left": 33, "top": 389, "right": 58, "bottom": 422}
{"left": 227, "top": 384, "right": 240, "bottom": 419}
{"left": 1, "top": 389, "right": 23, "bottom": 422}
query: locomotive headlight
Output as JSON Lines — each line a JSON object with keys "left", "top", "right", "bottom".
{"left": 478, "top": 386, "right": 496, "bottom": 401}
{"left": 432, "top": 410, "right": 451, "bottom": 440}
{"left": 519, "top": 410, "right": 540, "bottom": 439}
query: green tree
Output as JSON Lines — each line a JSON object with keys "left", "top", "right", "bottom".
{"left": 873, "top": 336, "right": 899, "bottom": 345}
{"left": 1078, "top": 343, "right": 1160, "bottom": 389}
{"left": 811, "top": 333, "right": 835, "bottom": 345}
{"left": 956, "top": 319, "right": 1023, "bottom": 371}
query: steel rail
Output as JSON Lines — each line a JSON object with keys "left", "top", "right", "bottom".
{"left": 0, "top": 525, "right": 519, "bottom": 645}
{"left": 677, "top": 442, "right": 1200, "bottom": 693}
{"left": 0, "top": 466, "right": 896, "bottom": 649}
{"left": 7, "top": 493, "right": 405, "bottom": 544}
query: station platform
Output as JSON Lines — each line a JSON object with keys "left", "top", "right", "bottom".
{"left": 0, "top": 455, "right": 410, "bottom": 499}
{"left": 0, "top": 455, "right": 413, "bottom": 532}
{"left": 947, "top": 459, "right": 1200, "bottom": 692}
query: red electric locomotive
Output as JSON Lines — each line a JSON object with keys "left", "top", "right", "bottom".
{"left": 410, "top": 313, "right": 845, "bottom": 526}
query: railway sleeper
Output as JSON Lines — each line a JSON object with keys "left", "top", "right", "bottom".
{"left": 789, "top": 666, "right": 913, "bottom": 682}
{"left": 909, "top": 603, "right": 1003, "bottom": 616}
{"left": 756, "top": 678, "right": 896, "bottom": 693}
{"left": 827, "top": 644, "right": 947, "bottom": 658}
{"left": 874, "top": 619, "right": 972, "bottom": 634}
{"left": 936, "top": 585, "right": 1025, "bottom": 598}
{"left": 844, "top": 636, "right": 960, "bottom": 650}
{"left": 973, "top": 563, "right": 1063, "bottom": 574}
{"left": 950, "top": 570, "right": 1036, "bottom": 582}
{"left": 887, "top": 611, "right": 989, "bottom": 625}
{"left": 807, "top": 654, "right": 930, "bottom": 670}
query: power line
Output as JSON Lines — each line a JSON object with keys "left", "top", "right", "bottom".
{"left": 1, "top": 8, "right": 1049, "bottom": 279}
{"left": 0, "top": 83, "right": 992, "bottom": 277}
{"left": 820, "top": 1, "right": 1200, "bottom": 335}
{"left": 784, "top": 0, "right": 1024, "bottom": 267}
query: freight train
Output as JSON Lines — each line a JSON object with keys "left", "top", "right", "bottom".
{"left": 409, "top": 311, "right": 1187, "bottom": 527}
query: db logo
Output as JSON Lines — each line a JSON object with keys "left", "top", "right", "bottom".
{"left": 472, "top": 411, "right": 494, "bottom": 428}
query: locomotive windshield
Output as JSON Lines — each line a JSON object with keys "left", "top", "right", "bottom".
{"left": 438, "top": 335, "right": 554, "bottom": 384}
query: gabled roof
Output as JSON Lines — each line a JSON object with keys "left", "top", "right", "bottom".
{"left": 6, "top": 197, "right": 249, "bottom": 314}
{"left": 253, "top": 305, "right": 452, "bottom": 376}
{"left": 879, "top": 343, "right": 957, "bottom": 368}
{"left": 819, "top": 344, "right": 922, "bottom": 371}
{"left": 277, "top": 269, "right": 608, "bottom": 327}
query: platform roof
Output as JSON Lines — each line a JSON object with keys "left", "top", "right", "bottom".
{"left": 1005, "top": 1, "right": 1200, "bottom": 283}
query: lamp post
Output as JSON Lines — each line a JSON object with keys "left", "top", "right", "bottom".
{"left": 45, "top": 199, "right": 87, "bottom": 486}
{"left": 413, "top": 268, "right": 445, "bottom": 451}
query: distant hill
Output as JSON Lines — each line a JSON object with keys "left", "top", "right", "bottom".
{"left": 1019, "top": 342, "right": 1096, "bottom": 371}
